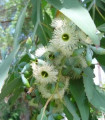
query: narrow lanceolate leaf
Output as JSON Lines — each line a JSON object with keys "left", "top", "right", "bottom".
{"left": 46, "top": 0, "right": 100, "bottom": 45}
{"left": 64, "top": 96, "right": 80, "bottom": 120}
{"left": 90, "top": 46, "right": 105, "bottom": 55}
{"left": 31, "top": 0, "right": 41, "bottom": 43}
{"left": 70, "top": 80, "right": 89, "bottom": 120}
{"left": 64, "top": 106, "right": 73, "bottom": 120}
{"left": 0, "top": 3, "right": 28, "bottom": 93}
{"left": 83, "top": 67, "right": 105, "bottom": 112}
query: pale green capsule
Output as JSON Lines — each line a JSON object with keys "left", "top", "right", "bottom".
{"left": 90, "top": 46, "right": 105, "bottom": 55}
{"left": 21, "top": 74, "right": 30, "bottom": 88}
{"left": 86, "top": 47, "right": 93, "bottom": 66}
{"left": 21, "top": 64, "right": 30, "bottom": 73}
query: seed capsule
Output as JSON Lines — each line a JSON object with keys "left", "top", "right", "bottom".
{"left": 86, "top": 47, "right": 93, "bottom": 66}
{"left": 90, "top": 46, "right": 105, "bottom": 55}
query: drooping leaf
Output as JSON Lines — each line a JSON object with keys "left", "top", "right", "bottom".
{"left": 46, "top": 0, "right": 100, "bottom": 45}
{"left": 31, "top": 0, "right": 41, "bottom": 42}
{"left": 31, "top": 0, "right": 48, "bottom": 45}
{"left": 83, "top": 67, "right": 105, "bottom": 112}
{"left": 37, "top": 24, "right": 48, "bottom": 45}
{"left": 64, "top": 106, "right": 73, "bottom": 120}
{"left": 31, "top": 0, "right": 37, "bottom": 25}
{"left": 64, "top": 96, "right": 80, "bottom": 120}
{"left": 70, "top": 79, "right": 89, "bottom": 120}
{"left": 0, "top": 3, "right": 28, "bottom": 93}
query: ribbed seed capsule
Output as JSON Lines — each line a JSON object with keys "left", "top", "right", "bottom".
{"left": 90, "top": 46, "right": 105, "bottom": 55}
{"left": 86, "top": 47, "right": 93, "bottom": 66}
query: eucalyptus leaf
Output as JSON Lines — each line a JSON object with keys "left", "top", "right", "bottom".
{"left": 0, "top": 77, "right": 22, "bottom": 101}
{"left": 64, "top": 106, "right": 73, "bottom": 120}
{"left": 64, "top": 96, "right": 80, "bottom": 120}
{"left": 97, "top": 23, "right": 105, "bottom": 32}
{"left": 37, "top": 108, "right": 48, "bottom": 120}
{"left": 96, "top": 0, "right": 105, "bottom": 11}
{"left": 83, "top": 67, "right": 105, "bottom": 112}
{"left": 70, "top": 79, "right": 89, "bottom": 120}
{"left": 0, "top": 3, "right": 28, "bottom": 93}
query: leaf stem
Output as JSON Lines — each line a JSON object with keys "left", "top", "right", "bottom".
{"left": 95, "top": 5, "right": 105, "bottom": 21}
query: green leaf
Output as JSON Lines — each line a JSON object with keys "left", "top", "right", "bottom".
{"left": 31, "top": 0, "right": 37, "bottom": 24}
{"left": 95, "top": 54, "right": 105, "bottom": 66}
{"left": 83, "top": 67, "right": 105, "bottom": 112}
{"left": 37, "top": 108, "right": 48, "bottom": 120}
{"left": 37, "top": 24, "right": 48, "bottom": 45}
{"left": 102, "top": 65, "right": 105, "bottom": 73}
{"left": 9, "top": 87, "right": 23, "bottom": 105}
{"left": 64, "top": 96, "right": 80, "bottom": 120}
{"left": 97, "top": 23, "right": 105, "bottom": 32}
{"left": 46, "top": 0, "right": 100, "bottom": 45}
{"left": 31, "top": 0, "right": 41, "bottom": 42}
{"left": 48, "top": 115, "right": 54, "bottom": 120}
{"left": 101, "top": 0, "right": 105, "bottom": 3}
{"left": 96, "top": 0, "right": 105, "bottom": 11}
{"left": 64, "top": 106, "right": 73, "bottom": 120}
{"left": 0, "top": 77, "right": 22, "bottom": 101}
{"left": 0, "top": 3, "right": 28, "bottom": 93}
{"left": 70, "top": 79, "right": 89, "bottom": 120}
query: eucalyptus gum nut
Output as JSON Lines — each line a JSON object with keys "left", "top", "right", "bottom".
{"left": 24, "top": 70, "right": 31, "bottom": 78}
{"left": 21, "top": 74, "right": 30, "bottom": 88}
{"left": 86, "top": 47, "right": 93, "bottom": 66}
{"left": 90, "top": 46, "right": 105, "bottom": 55}
{"left": 72, "top": 48, "right": 84, "bottom": 56}
{"left": 21, "top": 63, "right": 31, "bottom": 73}
{"left": 24, "top": 71, "right": 29, "bottom": 75}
